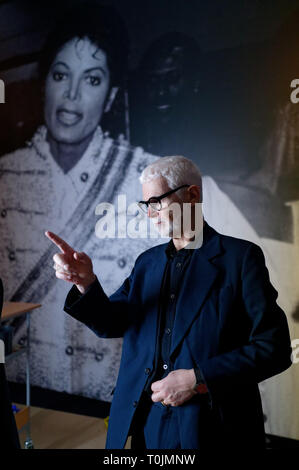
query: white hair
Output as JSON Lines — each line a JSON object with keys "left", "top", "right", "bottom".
{"left": 139, "top": 156, "right": 202, "bottom": 195}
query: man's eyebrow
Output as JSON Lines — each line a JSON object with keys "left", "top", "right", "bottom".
{"left": 52, "top": 61, "right": 69, "bottom": 69}
{"left": 51, "top": 63, "right": 107, "bottom": 76}
{"left": 84, "top": 66, "right": 107, "bottom": 76}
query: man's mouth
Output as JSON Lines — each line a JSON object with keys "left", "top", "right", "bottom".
{"left": 56, "top": 109, "right": 82, "bottom": 126}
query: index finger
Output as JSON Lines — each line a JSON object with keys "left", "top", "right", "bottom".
{"left": 45, "top": 231, "right": 75, "bottom": 254}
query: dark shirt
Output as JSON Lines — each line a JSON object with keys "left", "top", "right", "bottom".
{"left": 144, "top": 238, "right": 204, "bottom": 398}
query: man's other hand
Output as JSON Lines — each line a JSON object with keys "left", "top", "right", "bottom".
{"left": 151, "top": 369, "right": 198, "bottom": 407}
{"left": 45, "top": 231, "right": 96, "bottom": 294}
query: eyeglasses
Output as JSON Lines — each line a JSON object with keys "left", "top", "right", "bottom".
{"left": 138, "top": 184, "right": 190, "bottom": 214}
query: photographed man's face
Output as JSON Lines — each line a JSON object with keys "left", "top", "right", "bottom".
{"left": 147, "top": 52, "right": 184, "bottom": 115}
{"left": 144, "top": 46, "right": 197, "bottom": 122}
{"left": 44, "top": 36, "right": 112, "bottom": 145}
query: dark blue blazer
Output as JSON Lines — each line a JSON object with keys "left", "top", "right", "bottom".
{"left": 64, "top": 223, "right": 292, "bottom": 450}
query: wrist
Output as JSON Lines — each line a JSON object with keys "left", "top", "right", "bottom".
{"left": 192, "top": 367, "right": 209, "bottom": 394}
{"left": 190, "top": 368, "right": 197, "bottom": 388}
{"left": 77, "top": 274, "right": 96, "bottom": 294}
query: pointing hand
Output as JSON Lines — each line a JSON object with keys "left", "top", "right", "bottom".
{"left": 45, "top": 231, "right": 96, "bottom": 294}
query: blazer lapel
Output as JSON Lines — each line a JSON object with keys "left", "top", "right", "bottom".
{"left": 170, "top": 223, "right": 223, "bottom": 359}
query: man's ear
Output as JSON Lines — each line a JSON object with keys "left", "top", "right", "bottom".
{"left": 104, "top": 87, "right": 119, "bottom": 113}
{"left": 189, "top": 185, "right": 202, "bottom": 204}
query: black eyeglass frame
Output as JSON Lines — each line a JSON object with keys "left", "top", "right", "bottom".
{"left": 138, "top": 184, "right": 190, "bottom": 213}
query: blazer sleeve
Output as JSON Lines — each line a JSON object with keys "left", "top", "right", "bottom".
{"left": 63, "top": 266, "right": 135, "bottom": 338}
{"left": 197, "top": 243, "right": 292, "bottom": 398}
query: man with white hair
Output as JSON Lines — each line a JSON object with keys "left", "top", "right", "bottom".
{"left": 46, "top": 155, "right": 292, "bottom": 450}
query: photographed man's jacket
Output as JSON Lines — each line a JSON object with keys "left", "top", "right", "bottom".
{"left": 64, "top": 223, "right": 292, "bottom": 449}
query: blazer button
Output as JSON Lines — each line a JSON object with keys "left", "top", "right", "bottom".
{"left": 8, "top": 251, "right": 16, "bottom": 261}
{"left": 133, "top": 401, "right": 138, "bottom": 407}
{"left": 95, "top": 352, "right": 104, "bottom": 362}
{"left": 80, "top": 172, "right": 89, "bottom": 182}
{"left": 145, "top": 368, "right": 151, "bottom": 374}
{"left": 117, "top": 258, "right": 126, "bottom": 269}
{"left": 65, "top": 346, "right": 74, "bottom": 356}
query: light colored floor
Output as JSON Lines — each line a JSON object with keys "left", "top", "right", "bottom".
{"left": 17, "top": 404, "right": 131, "bottom": 449}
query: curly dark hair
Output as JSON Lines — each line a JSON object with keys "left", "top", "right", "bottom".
{"left": 39, "top": 2, "right": 129, "bottom": 88}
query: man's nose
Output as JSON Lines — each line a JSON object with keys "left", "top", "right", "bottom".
{"left": 63, "top": 78, "right": 81, "bottom": 101}
{"left": 147, "top": 206, "right": 157, "bottom": 218}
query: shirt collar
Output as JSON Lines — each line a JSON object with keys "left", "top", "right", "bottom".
{"left": 165, "top": 221, "right": 205, "bottom": 259}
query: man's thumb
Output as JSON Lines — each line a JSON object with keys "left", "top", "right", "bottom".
{"left": 73, "top": 251, "right": 86, "bottom": 262}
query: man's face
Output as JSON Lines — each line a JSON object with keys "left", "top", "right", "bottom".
{"left": 44, "top": 36, "right": 112, "bottom": 145}
{"left": 144, "top": 46, "right": 195, "bottom": 122}
{"left": 142, "top": 177, "right": 183, "bottom": 238}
